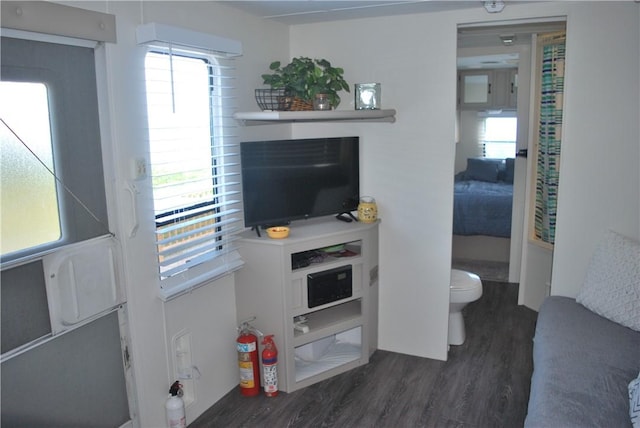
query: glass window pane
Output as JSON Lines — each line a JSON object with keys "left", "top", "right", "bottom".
{"left": 481, "top": 116, "right": 517, "bottom": 158}
{"left": 145, "top": 51, "right": 223, "bottom": 279}
{"left": 1, "top": 82, "right": 61, "bottom": 255}
{"left": 463, "top": 74, "right": 489, "bottom": 104}
{"left": 485, "top": 142, "right": 516, "bottom": 158}
{"left": 484, "top": 117, "right": 517, "bottom": 141}
{"left": 145, "top": 53, "right": 213, "bottom": 214}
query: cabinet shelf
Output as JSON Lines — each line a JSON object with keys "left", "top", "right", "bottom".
{"left": 291, "top": 241, "right": 361, "bottom": 271}
{"left": 293, "top": 299, "right": 362, "bottom": 346}
{"left": 233, "top": 109, "right": 396, "bottom": 124}
{"left": 294, "top": 326, "right": 362, "bottom": 383}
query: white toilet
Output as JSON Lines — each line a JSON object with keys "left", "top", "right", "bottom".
{"left": 448, "top": 269, "right": 483, "bottom": 346}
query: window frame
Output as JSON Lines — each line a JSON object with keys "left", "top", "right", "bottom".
{"left": 141, "top": 44, "right": 243, "bottom": 300}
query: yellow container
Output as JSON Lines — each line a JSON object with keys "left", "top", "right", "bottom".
{"left": 266, "top": 226, "right": 289, "bottom": 239}
{"left": 357, "top": 197, "right": 378, "bottom": 223}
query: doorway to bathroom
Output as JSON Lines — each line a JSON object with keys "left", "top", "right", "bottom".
{"left": 452, "top": 20, "right": 567, "bottom": 294}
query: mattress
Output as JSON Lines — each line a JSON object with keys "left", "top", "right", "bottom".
{"left": 452, "top": 179, "right": 513, "bottom": 238}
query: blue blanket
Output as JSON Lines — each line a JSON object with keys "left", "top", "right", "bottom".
{"left": 452, "top": 180, "right": 513, "bottom": 238}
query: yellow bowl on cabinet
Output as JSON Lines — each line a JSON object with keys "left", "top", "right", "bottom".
{"left": 267, "top": 226, "right": 289, "bottom": 239}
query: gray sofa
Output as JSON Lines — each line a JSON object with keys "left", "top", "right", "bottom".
{"left": 524, "top": 295, "right": 640, "bottom": 427}
{"left": 525, "top": 230, "right": 640, "bottom": 427}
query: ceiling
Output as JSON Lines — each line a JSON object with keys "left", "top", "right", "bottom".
{"left": 223, "top": 1, "right": 481, "bottom": 25}
{"left": 222, "top": 1, "right": 565, "bottom": 69}
{"left": 457, "top": 21, "right": 565, "bottom": 69}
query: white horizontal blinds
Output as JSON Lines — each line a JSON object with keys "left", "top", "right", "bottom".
{"left": 477, "top": 112, "right": 517, "bottom": 158}
{"left": 144, "top": 45, "right": 242, "bottom": 283}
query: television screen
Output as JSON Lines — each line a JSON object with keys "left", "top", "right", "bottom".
{"left": 240, "top": 136, "right": 360, "bottom": 228}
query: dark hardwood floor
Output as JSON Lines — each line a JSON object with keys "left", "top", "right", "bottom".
{"left": 190, "top": 281, "right": 537, "bottom": 428}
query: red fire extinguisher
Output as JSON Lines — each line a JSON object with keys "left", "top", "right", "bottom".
{"left": 261, "top": 335, "right": 278, "bottom": 397}
{"left": 237, "top": 321, "right": 260, "bottom": 396}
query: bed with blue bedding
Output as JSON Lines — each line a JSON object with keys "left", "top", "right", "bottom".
{"left": 453, "top": 157, "right": 514, "bottom": 238}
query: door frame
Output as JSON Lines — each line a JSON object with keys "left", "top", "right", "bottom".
{"left": 518, "top": 27, "right": 567, "bottom": 310}
{"left": 456, "top": 18, "right": 567, "bottom": 296}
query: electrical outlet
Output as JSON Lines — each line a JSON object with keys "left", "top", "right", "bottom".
{"left": 131, "top": 158, "right": 147, "bottom": 180}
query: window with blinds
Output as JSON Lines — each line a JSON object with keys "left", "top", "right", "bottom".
{"left": 478, "top": 114, "right": 517, "bottom": 158}
{"left": 143, "top": 44, "right": 243, "bottom": 297}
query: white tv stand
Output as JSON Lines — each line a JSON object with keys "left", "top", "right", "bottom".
{"left": 235, "top": 216, "right": 379, "bottom": 393}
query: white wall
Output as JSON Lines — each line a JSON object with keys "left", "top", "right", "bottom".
{"left": 550, "top": 3, "right": 640, "bottom": 296}
{"left": 290, "top": 12, "right": 458, "bottom": 360}
{"left": 289, "top": 1, "right": 640, "bottom": 360}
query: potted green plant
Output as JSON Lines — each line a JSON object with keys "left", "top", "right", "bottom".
{"left": 261, "top": 57, "right": 350, "bottom": 110}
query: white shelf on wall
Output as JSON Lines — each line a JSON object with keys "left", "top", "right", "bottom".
{"left": 233, "top": 109, "right": 396, "bottom": 125}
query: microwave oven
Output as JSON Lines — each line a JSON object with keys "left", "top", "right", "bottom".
{"left": 307, "top": 265, "right": 352, "bottom": 308}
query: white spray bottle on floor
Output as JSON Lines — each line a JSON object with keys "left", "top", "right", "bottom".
{"left": 166, "top": 380, "right": 186, "bottom": 428}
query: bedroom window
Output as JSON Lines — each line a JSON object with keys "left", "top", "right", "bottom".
{"left": 143, "top": 45, "right": 243, "bottom": 298}
{"left": 479, "top": 115, "right": 517, "bottom": 158}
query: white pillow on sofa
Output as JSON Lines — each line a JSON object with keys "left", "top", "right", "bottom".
{"left": 576, "top": 230, "right": 640, "bottom": 332}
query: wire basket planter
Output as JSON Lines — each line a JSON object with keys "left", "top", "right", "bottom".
{"left": 254, "top": 89, "right": 316, "bottom": 111}
{"left": 254, "top": 89, "right": 292, "bottom": 111}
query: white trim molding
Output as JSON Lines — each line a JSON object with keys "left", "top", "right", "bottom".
{"left": 1, "top": 1, "right": 116, "bottom": 43}
{"left": 136, "top": 22, "right": 242, "bottom": 56}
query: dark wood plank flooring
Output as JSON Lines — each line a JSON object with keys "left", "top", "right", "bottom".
{"left": 190, "top": 281, "right": 537, "bottom": 428}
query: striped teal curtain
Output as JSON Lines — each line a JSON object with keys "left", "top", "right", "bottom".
{"left": 534, "top": 32, "right": 566, "bottom": 245}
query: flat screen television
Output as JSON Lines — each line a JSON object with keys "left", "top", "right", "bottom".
{"left": 240, "top": 136, "right": 360, "bottom": 229}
